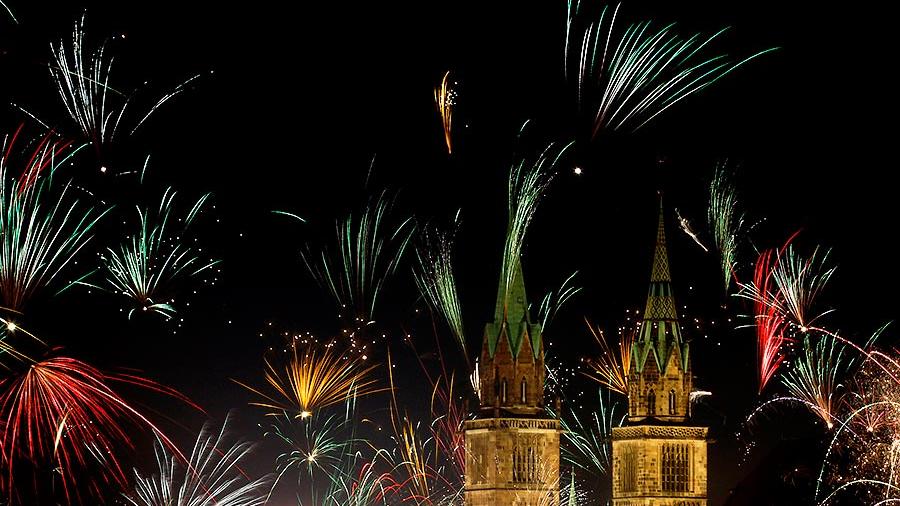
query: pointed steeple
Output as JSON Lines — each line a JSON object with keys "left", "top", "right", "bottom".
{"left": 567, "top": 468, "right": 577, "bottom": 506}
{"left": 635, "top": 196, "right": 687, "bottom": 373}
{"left": 478, "top": 256, "right": 546, "bottom": 413}
{"left": 627, "top": 195, "right": 692, "bottom": 422}
{"left": 484, "top": 258, "right": 542, "bottom": 359}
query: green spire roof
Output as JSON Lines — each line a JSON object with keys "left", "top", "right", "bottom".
{"left": 567, "top": 468, "right": 577, "bottom": 506}
{"left": 484, "top": 258, "right": 542, "bottom": 359}
{"left": 634, "top": 198, "right": 689, "bottom": 372}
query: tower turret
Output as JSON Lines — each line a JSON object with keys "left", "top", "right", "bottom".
{"left": 464, "top": 256, "right": 560, "bottom": 505}
{"left": 628, "top": 199, "right": 692, "bottom": 422}
{"left": 610, "top": 197, "right": 708, "bottom": 506}
{"left": 478, "top": 258, "right": 545, "bottom": 415}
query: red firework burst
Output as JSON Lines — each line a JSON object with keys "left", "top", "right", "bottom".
{"left": 0, "top": 356, "right": 196, "bottom": 504}
{"left": 752, "top": 248, "right": 791, "bottom": 393}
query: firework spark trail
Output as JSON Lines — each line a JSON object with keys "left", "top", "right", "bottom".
{"left": 0, "top": 0, "right": 15, "bottom": 23}
{"left": 300, "top": 191, "right": 415, "bottom": 321}
{"left": 675, "top": 208, "right": 708, "bottom": 252}
{"left": 554, "top": 389, "right": 626, "bottom": 477}
{"left": 816, "top": 401, "right": 900, "bottom": 503}
{"left": 566, "top": 2, "right": 777, "bottom": 136}
{"left": 583, "top": 318, "right": 632, "bottom": 395}
{"left": 49, "top": 15, "right": 202, "bottom": 149}
{"left": 125, "top": 413, "right": 270, "bottom": 506}
{"left": 0, "top": 314, "right": 46, "bottom": 366}
{"left": 322, "top": 449, "right": 409, "bottom": 506}
{"left": 539, "top": 271, "right": 582, "bottom": 331}
{"left": 404, "top": 324, "right": 468, "bottom": 481}
{"left": 0, "top": 356, "right": 194, "bottom": 504}
{"left": 771, "top": 244, "right": 836, "bottom": 330}
{"left": 264, "top": 408, "right": 356, "bottom": 503}
{"left": 708, "top": 163, "right": 744, "bottom": 291}
{"left": 0, "top": 134, "right": 108, "bottom": 312}
{"left": 386, "top": 352, "right": 463, "bottom": 504}
{"left": 414, "top": 213, "right": 467, "bottom": 360}
{"left": 781, "top": 334, "right": 849, "bottom": 429}
{"left": 236, "top": 342, "right": 386, "bottom": 419}
{"left": 746, "top": 248, "right": 790, "bottom": 393}
{"left": 434, "top": 71, "right": 455, "bottom": 155}
{"left": 501, "top": 141, "right": 572, "bottom": 313}
{"left": 98, "top": 187, "right": 219, "bottom": 320}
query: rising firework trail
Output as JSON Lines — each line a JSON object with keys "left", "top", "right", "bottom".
{"left": 434, "top": 71, "right": 455, "bottom": 155}
{"left": 675, "top": 207, "right": 708, "bottom": 252}
{"left": 566, "top": 2, "right": 776, "bottom": 136}
{"left": 501, "top": 141, "right": 572, "bottom": 313}
{"left": 741, "top": 247, "right": 791, "bottom": 393}
{"left": 708, "top": 163, "right": 744, "bottom": 291}
{"left": 414, "top": 213, "right": 467, "bottom": 361}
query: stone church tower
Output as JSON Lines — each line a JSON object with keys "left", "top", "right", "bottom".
{"left": 464, "top": 259, "right": 561, "bottom": 506}
{"left": 611, "top": 201, "right": 708, "bottom": 506}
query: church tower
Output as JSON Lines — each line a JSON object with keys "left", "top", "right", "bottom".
{"left": 611, "top": 200, "right": 708, "bottom": 505}
{"left": 464, "top": 259, "right": 561, "bottom": 506}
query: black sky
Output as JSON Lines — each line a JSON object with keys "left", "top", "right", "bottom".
{"left": 0, "top": 1, "right": 896, "bottom": 504}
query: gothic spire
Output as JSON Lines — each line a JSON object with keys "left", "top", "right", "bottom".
{"left": 484, "top": 257, "right": 542, "bottom": 359}
{"left": 634, "top": 196, "right": 689, "bottom": 373}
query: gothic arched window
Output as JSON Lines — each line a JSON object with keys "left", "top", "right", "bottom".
{"left": 669, "top": 389, "right": 676, "bottom": 415}
{"left": 501, "top": 379, "right": 508, "bottom": 404}
{"left": 521, "top": 377, "right": 527, "bottom": 404}
{"left": 648, "top": 389, "right": 656, "bottom": 415}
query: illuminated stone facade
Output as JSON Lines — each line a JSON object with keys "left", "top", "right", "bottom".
{"left": 612, "top": 202, "right": 708, "bottom": 506}
{"left": 464, "top": 261, "right": 561, "bottom": 506}
{"left": 464, "top": 418, "right": 561, "bottom": 506}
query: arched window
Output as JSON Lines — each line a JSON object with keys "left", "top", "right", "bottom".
{"left": 521, "top": 377, "right": 527, "bottom": 404}
{"left": 669, "top": 389, "right": 677, "bottom": 415}
{"left": 501, "top": 379, "right": 508, "bottom": 404}
{"left": 647, "top": 389, "right": 656, "bottom": 415}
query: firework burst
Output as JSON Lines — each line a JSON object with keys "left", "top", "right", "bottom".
{"left": 49, "top": 14, "right": 203, "bottom": 152}
{"left": 566, "top": 2, "right": 776, "bottom": 136}
{"left": 556, "top": 389, "right": 626, "bottom": 477}
{"left": 125, "top": 413, "right": 270, "bottom": 506}
{"left": 300, "top": 191, "right": 415, "bottom": 321}
{"left": 781, "top": 334, "right": 848, "bottom": 429}
{"left": 770, "top": 244, "right": 836, "bottom": 330}
{"left": 414, "top": 214, "right": 467, "bottom": 360}
{"left": 0, "top": 132, "right": 107, "bottom": 312}
{"left": 0, "top": 355, "right": 192, "bottom": 504}
{"left": 744, "top": 248, "right": 791, "bottom": 393}
{"left": 236, "top": 341, "right": 386, "bottom": 419}
{"left": 583, "top": 319, "right": 632, "bottom": 396}
{"left": 98, "top": 187, "right": 219, "bottom": 320}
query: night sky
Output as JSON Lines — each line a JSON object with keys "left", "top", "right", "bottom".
{"left": 0, "top": 1, "right": 896, "bottom": 504}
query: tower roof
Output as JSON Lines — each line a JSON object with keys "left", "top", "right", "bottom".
{"left": 484, "top": 258, "right": 542, "bottom": 359}
{"left": 634, "top": 197, "right": 689, "bottom": 372}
